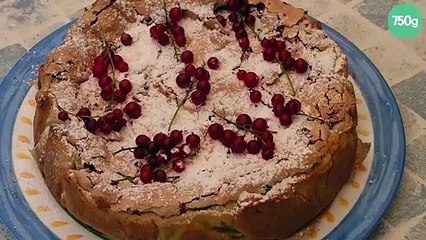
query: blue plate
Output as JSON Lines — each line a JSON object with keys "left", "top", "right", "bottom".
{"left": 0, "top": 21, "right": 405, "bottom": 240}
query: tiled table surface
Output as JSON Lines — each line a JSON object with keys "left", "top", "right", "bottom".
{"left": 0, "top": 0, "right": 425, "bottom": 239}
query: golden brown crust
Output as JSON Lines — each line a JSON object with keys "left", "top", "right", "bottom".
{"left": 33, "top": 1, "right": 364, "bottom": 239}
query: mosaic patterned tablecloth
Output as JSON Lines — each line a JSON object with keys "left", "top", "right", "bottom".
{"left": 0, "top": 0, "right": 425, "bottom": 239}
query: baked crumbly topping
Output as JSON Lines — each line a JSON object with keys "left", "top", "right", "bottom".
{"left": 35, "top": 0, "right": 355, "bottom": 225}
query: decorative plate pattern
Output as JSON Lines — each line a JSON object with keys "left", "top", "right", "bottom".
{"left": 0, "top": 21, "right": 405, "bottom": 240}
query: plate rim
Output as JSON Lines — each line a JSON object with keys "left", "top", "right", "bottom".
{"left": 0, "top": 21, "right": 405, "bottom": 240}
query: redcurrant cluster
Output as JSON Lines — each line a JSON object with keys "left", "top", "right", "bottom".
{"left": 260, "top": 37, "right": 308, "bottom": 74}
{"left": 216, "top": 0, "right": 257, "bottom": 51}
{"left": 129, "top": 131, "right": 201, "bottom": 184}
{"left": 270, "top": 94, "right": 302, "bottom": 127}
{"left": 149, "top": 7, "right": 187, "bottom": 47}
{"left": 208, "top": 113, "right": 275, "bottom": 160}
{"left": 176, "top": 51, "right": 220, "bottom": 106}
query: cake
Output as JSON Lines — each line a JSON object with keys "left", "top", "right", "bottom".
{"left": 32, "top": 0, "right": 368, "bottom": 239}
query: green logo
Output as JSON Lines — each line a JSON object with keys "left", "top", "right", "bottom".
{"left": 388, "top": 3, "right": 423, "bottom": 39}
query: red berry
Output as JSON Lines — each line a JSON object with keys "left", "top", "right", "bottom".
{"left": 136, "top": 134, "right": 151, "bottom": 147}
{"left": 112, "top": 109, "right": 123, "bottom": 120}
{"left": 58, "top": 111, "right": 69, "bottom": 121}
{"left": 153, "top": 132, "right": 168, "bottom": 146}
{"left": 228, "top": 12, "right": 239, "bottom": 23}
{"left": 245, "top": 15, "right": 256, "bottom": 26}
{"left": 190, "top": 90, "right": 206, "bottom": 105}
{"left": 170, "top": 147, "right": 185, "bottom": 160}
{"left": 124, "top": 102, "right": 142, "bottom": 119}
{"left": 216, "top": 14, "right": 226, "bottom": 27}
{"left": 259, "top": 131, "right": 273, "bottom": 142}
{"left": 271, "top": 94, "right": 285, "bottom": 107}
{"left": 239, "top": 4, "right": 251, "bottom": 16}
{"left": 101, "top": 84, "right": 114, "bottom": 96}
{"left": 169, "top": 7, "right": 182, "bottom": 22}
{"left": 232, "top": 136, "right": 247, "bottom": 153}
{"left": 252, "top": 118, "right": 268, "bottom": 132}
{"left": 286, "top": 99, "right": 301, "bottom": 115}
{"left": 85, "top": 118, "right": 99, "bottom": 133}
{"left": 98, "top": 76, "right": 112, "bottom": 87}
{"left": 112, "top": 55, "right": 124, "bottom": 66}
{"left": 104, "top": 113, "right": 115, "bottom": 123}
{"left": 184, "top": 64, "right": 196, "bottom": 76}
{"left": 120, "top": 33, "right": 133, "bottom": 46}
{"left": 180, "top": 50, "right": 194, "bottom": 64}
{"left": 273, "top": 104, "right": 287, "bottom": 117}
{"left": 227, "top": 0, "right": 241, "bottom": 11}
{"left": 186, "top": 133, "right": 201, "bottom": 149}
{"left": 112, "top": 118, "right": 126, "bottom": 131}
{"left": 247, "top": 140, "right": 261, "bottom": 154}
{"left": 278, "top": 50, "right": 291, "bottom": 62}
{"left": 140, "top": 168, "right": 153, "bottom": 184}
{"left": 236, "top": 113, "right": 252, "bottom": 126}
{"left": 153, "top": 170, "right": 167, "bottom": 182}
{"left": 232, "top": 22, "right": 244, "bottom": 32}
{"left": 208, "top": 123, "right": 224, "bottom": 140}
{"left": 133, "top": 148, "right": 146, "bottom": 159}
{"left": 207, "top": 57, "right": 220, "bottom": 70}
{"left": 243, "top": 72, "right": 259, "bottom": 88}
{"left": 261, "top": 38, "right": 272, "bottom": 48}
{"left": 172, "top": 160, "right": 186, "bottom": 173}
{"left": 274, "top": 40, "right": 286, "bottom": 51}
{"left": 261, "top": 147, "right": 274, "bottom": 160}
{"left": 266, "top": 140, "right": 275, "bottom": 150}
{"left": 283, "top": 57, "right": 296, "bottom": 70}
{"left": 235, "top": 28, "right": 248, "bottom": 39}
{"left": 92, "top": 63, "right": 108, "bottom": 78}
{"left": 196, "top": 80, "right": 211, "bottom": 95}
{"left": 146, "top": 142, "right": 160, "bottom": 156}
{"left": 158, "top": 34, "right": 170, "bottom": 46}
{"left": 263, "top": 48, "right": 276, "bottom": 62}
{"left": 238, "top": 38, "right": 250, "bottom": 49}
{"left": 176, "top": 73, "right": 191, "bottom": 88}
{"left": 77, "top": 108, "right": 91, "bottom": 118}
{"left": 194, "top": 67, "right": 209, "bottom": 81}
{"left": 119, "top": 79, "right": 132, "bottom": 94}
{"left": 114, "top": 90, "right": 127, "bottom": 103}
{"left": 175, "top": 35, "right": 187, "bottom": 47}
{"left": 162, "top": 137, "right": 175, "bottom": 151}
{"left": 147, "top": 155, "right": 161, "bottom": 168}
{"left": 171, "top": 25, "right": 185, "bottom": 37}
{"left": 150, "top": 24, "right": 166, "bottom": 39}
{"left": 294, "top": 58, "right": 308, "bottom": 73}
{"left": 250, "top": 90, "right": 262, "bottom": 103}
{"left": 100, "top": 93, "right": 110, "bottom": 101}
{"left": 279, "top": 112, "right": 292, "bottom": 127}
{"left": 221, "top": 129, "right": 236, "bottom": 147}
{"left": 237, "top": 69, "right": 246, "bottom": 80}
{"left": 117, "top": 61, "right": 129, "bottom": 72}
{"left": 170, "top": 130, "right": 183, "bottom": 144}
{"left": 94, "top": 55, "right": 107, "bottom": 65}
{"left": 100, "top": 122, "right": 112, "bottom": 134}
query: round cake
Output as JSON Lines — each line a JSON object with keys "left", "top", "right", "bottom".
{"left": 33, "top": 0, "right": 363, "bottom": 239}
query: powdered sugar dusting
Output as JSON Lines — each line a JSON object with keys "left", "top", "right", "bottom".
{"left": 42, "top": 1, "right": 354, "bottom": 216}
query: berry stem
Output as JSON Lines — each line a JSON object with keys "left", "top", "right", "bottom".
{"left": 111, "top": 172, "right": 139, "bottom": 185}
{"left": 170, "top": 35, "right": 181, "bottom": 62}
{"left": 296, "top": 112, "right": 325, "bottom": 123}
{"left": 168, "top": 83, "right": 194, "bottom": 131}
{"left": 100, "top": 33, "right": 117, "bottom": 88}
{"left": 250, "top": 27, "right": 261, "bottom": 41}
{"left": 279, "top": 69, "right": 296, "bottom": 96}
{"left": 211, "top": 109, "right": 266, "bottom": 146}
{"left": 113, "top": 146, "right": 140, "bottom": 155}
